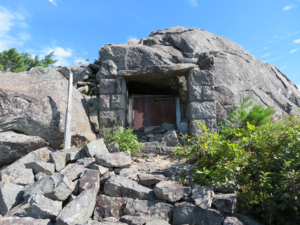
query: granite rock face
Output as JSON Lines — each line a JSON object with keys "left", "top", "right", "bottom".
{"left": 0, "top": 67, "right": 96, "bottom": 149}
{"left": 98, "top": 26, "right": 300, "bottom": 120}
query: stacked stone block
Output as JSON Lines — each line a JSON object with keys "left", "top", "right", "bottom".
{"left": 98, "top": 77, "right": 127, "bottom": 128}
{"left": 187, "top": 67, "right": 216, "bottom": 136}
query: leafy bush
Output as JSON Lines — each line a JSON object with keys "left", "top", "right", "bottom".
{"left": 172, "top": 95, "right": 300, "bottom": 225}
{"left": 100, "top": 126, "right": 142, "bottom": 156}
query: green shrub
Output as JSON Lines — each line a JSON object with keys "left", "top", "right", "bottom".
{"left": 100, "top": 126, "right": 142, "bottom": 156}
{"left": 173, "top": 118, "right": 300, "bottom": 225}
{"left": 173, "top": 95, "right": 300, "bottom": 225}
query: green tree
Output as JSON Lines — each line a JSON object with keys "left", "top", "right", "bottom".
{"left": 0, "top": 48, "right": 58, "bottom": 72}
{"left": 85, "top": 58, "right": 90, "bottom": 63}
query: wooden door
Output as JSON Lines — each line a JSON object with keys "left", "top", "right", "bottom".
{"left": 132, "top": 96, "right": 176, "bottom": 132}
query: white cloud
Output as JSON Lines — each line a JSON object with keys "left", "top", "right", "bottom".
{"left": 186, "top": 0, "right": 199, "bottom": 7}
{"left": 48, "top": 0, "right": 57, "bottom": 6}
{"left": 283, "top": 5, "right": 297, "bottom": 10}
{"left": 294, "top": 39, "right": 300, "bottom": 43}
{"left": 18, "top": 32, "right": 31, "bottom": 41}
{"left": 290, "top": 49, "right": 297, "bottom": 53}
{"left": 263, "top": 58, "right": 278, "bottom": 63}
{"left": 41, "top": 46, "right": 73, "bottom": 66}
{"left": 0, "top": 6, "right": 30, "bottom": 51}
{"left": 281, "top": 66, "right": 287, "bottom": 69}
{"left": 262, "top": 53, "right": 270, "bottom": 57}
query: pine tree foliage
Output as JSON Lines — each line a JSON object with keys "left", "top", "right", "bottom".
{"left": 0, "top": 48, "right": 58, "bottom": 72}
{"left": 219, "top": 93, "right": 277, "bottom": 136}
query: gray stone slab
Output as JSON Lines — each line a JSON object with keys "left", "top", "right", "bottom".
{"left": 99, "top": 77, "right": 126, "bottom": 94}
{"left": 187, "top": 102, "right": 216, "bottom": 120}
{"left": 202, "top": 86, "right": 215, "bottom": 101}
{"left": 188, "top": 85, "right": 202, "bottom": 102}
{"left": 99, "top": 109, "right": 126, "bottom": 127}
{"left": 188, "top": 68, "right": 214, "bottom": 86}
{"left": 111, "top": 94, "right": 127, "bottom": 110}
{"left": 99, "top": 95, "right": 110, "bottom": 110}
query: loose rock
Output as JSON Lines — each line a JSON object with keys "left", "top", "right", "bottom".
{"left": 13, "top": 193, "right": 62, "bottom": 222}
{"left": 90, "top": 163, "right": 109, "bottom": 175}
{"left": 173, "top": 202, "right": 224, "bottom": 225}
{"left": 0, "top": 131, "right": 48, "bottom": 167}
{"left": 23, "top": 173, "right": 73, "bottom": 201}
{"left": 84, "top": 139, "right": 109, "bottom": 157}
{"left": 93, "top": 194, "right": 127, "bottom": 221}
{"left": 120, "top": 215, "right": 152, "bottom": 225}
{"left": 25, "top": 161, "right": 55, "bottom": 175}
{"left": 107, "top": 141, "right": 120, "bottom": 153}
{"left": 154, "top": 181, "right": 191, "bottom": 202}
{"left": 191, "top": 184, "right": 214, "bottom": 209}
{"left": 124, "top": 199, "right": 172, "bottom": 222}
{"left": 96, "top": 151, "right": 132, "bottom": 168}
{"left": 56, "top": 188, "right": 97, "bottom": 225}
{"left": 60, "top": 163, "right": 85, "bottom": 181}
{"left": 0, "top": 164, "right": 34, "bottom": 186}
{"left": 0, "top": 182, "right": 24, "bottom": 216}
{"left": 212, "top": 193, "right": 237, "bottom": 214}
{"left": 223, "top": 216, "right": 243, "bottom": 225}
{"left": 0, "top": 217, "right": 51, "bottom": 225}
{"left": 104, "top": 175, "right": 155, "bottom": 200}
{"left": 78, "top": 169, "right": 100, "bottom": 193}
{"left": 138, "top": 174, "right": 165, "bottom": 186}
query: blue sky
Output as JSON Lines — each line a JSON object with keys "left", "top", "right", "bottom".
{"left": 0, "top": 0, "right": 299, "bottom": 86}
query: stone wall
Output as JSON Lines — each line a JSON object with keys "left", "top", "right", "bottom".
{"left": 98, "top": 77, "right": 128, "bottom": 128}
{"left": 187, "top": 67, "right": 217, "bottom": 135}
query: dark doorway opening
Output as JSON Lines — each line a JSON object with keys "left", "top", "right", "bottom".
{"left": 127, "top": 80, "right": 179, "bottom": 95}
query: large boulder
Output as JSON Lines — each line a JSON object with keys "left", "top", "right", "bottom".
{"left": 98, "top": 26, "right": 300, "bottom": 118}
{"left": 0, "top": 131, "right": 48, "bottom": 167}
{"left": 0, "top": 67, "right": 96, "bottom": 149}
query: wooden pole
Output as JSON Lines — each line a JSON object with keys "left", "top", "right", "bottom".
{"left": 64, "top": 68, "right": 73, "bottom": 149}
